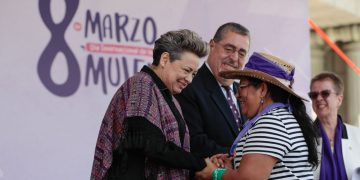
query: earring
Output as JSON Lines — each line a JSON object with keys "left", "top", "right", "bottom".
{"left": 260, "top": 97, "right": 264, "bottom": 104}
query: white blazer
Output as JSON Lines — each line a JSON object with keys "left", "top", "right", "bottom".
{"left": 313, "top": 123, "right": 360, "bottom": 180}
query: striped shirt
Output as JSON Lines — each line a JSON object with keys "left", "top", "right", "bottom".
{"left": 234, "top": 107, "right": 314, "bottom": 179}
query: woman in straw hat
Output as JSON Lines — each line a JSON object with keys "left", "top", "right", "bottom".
{"left": 196, "top": 52, "right": 318, "bottom": 180}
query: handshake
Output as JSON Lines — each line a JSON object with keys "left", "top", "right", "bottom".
{"left": 195, "top": 154, "right": 234, "bottom": 180}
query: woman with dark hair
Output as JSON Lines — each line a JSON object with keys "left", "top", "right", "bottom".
{"left": 90, "top": 29, "right": 208, "bottom": 180}
{"left": 196, "top": 52, "right": 318, "bottom": 180}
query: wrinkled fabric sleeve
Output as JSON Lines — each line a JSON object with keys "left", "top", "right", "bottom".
{"left": 123, "top": 116, "right": 206, "bottom": 171}
{"left": 91, "top": 90, "right": 125, "bottom": 180}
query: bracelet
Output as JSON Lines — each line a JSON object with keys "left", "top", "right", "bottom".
{"left": 212, "top": 168, "right": 226, "bottom": 180}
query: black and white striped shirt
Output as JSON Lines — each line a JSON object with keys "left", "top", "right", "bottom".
{"left": 234, "top": 107, "right": 314, "bottom": 179}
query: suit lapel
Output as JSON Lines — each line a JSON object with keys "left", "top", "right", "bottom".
{"left": 210, "top": 92, "right": 239, "bottom": 134}
{"left": 199, "top": 64, "right": 239, "bottom": 135}
{"left": 341, "top": 124, "right": 351, "bottom": 177}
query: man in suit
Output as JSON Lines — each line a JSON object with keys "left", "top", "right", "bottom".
{"left": 175, "top": 22, "right": 250, "bottom": 158}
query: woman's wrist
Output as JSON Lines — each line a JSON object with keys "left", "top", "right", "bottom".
{"left": 212, "top": 168, "right": 226, "bottom": 180}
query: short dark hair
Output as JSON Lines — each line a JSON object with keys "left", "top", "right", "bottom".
{"left": 152, "top": 29, "right": 208, "bottom": 66}
{"left": 310, "top": 72, "right": 344, "bottom": 95}
{"left": 213, "top": 22, "right": 250, "bottom": 42}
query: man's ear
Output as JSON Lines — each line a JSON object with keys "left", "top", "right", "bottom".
{"left": 159, "top": 52, "right": 170, "bottom": 68}
{"left": 209, "top": 39, "right": 216, "bottom": 50}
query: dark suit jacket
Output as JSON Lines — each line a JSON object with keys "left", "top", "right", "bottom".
{"left": 175, "top": 64, "right": 244, "bottom": 158}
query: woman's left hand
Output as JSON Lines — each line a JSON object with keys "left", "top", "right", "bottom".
{"left": 195, "top": 158, "right": 217, "bottom": 180}
{"left": 210, "top": 153, "right": 233, "bottom": 169}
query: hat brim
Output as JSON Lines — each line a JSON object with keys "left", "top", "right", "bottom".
{"left": 220, "top": 70, "right": 309, "bottom": 102}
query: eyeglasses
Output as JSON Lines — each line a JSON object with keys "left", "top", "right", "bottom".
{"left": 216, "top": 42, "right": 247, "bottom": 59}
{"left": 308, "top": 90, "right": 337, "bottom": 100}
{"left": 238, "top": 84, "right": 251, "bottom": 90}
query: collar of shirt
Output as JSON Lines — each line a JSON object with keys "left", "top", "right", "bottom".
{"left": 141, "top": 65, "right": 172, "bottom": 100}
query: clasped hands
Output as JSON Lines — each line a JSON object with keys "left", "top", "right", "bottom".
{"left": 195, "top": 154, "right": 233, "bottom": 180}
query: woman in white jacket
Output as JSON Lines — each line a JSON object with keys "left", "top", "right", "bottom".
{"left": 309, "top": 72, "right": 360, "bottom": 180}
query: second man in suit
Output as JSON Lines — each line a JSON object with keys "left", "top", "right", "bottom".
{"left": 175, "top": 22, "right": 250, "bottom": 158}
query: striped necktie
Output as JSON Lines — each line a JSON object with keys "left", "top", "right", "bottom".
{"left": 222, "top": 86, "right": 242, "bottom": 130}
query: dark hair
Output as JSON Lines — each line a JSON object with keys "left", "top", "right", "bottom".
{"left": 248, "top": 77, "right": 319, "bottom": 167}
{"left": 310, "top": 72, "right": 344, "bottom": 95}
{"left": 213, "top": 22, "right": 250, "bottom": 43}
{"left": 152, "top": 29, "right": 208, "bottom": 66}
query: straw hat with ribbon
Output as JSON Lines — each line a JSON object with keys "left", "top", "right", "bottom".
{"left": 220, "top": 52, "right": 307, "bottom": 101}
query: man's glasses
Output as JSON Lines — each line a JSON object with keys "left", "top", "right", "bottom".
{"left": 308, "top": 90, "right": 337, "bottom": 100}
{"left": 216, "top": 42, "right": 247, "bottom": 59}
